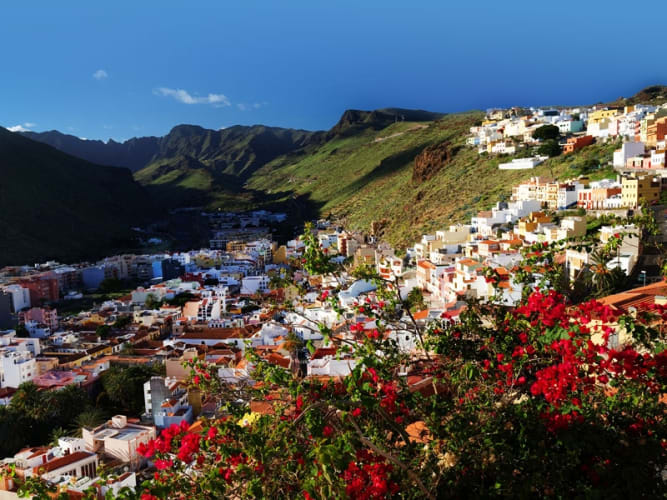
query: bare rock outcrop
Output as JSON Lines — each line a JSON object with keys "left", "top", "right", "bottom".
{"left": 412, "top": 141, "right": 458, "bottom": 182}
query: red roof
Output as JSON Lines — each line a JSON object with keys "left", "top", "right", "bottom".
{"left": 37, "top": 452, "right": 96, "bottom": 473}
{"left": 312, "top": 347, "right": 337, "bottom": 360}
{"left": 264, "top": 353, "right": 290, "bottom": 368}
{"left": 417, "top": 260, "right": 436, "bottom": 270}
{"left": 598, "top": 279, "right": 667, "bottom": 313}
{"left": 412, "top": 310, "right": 429, "bottom": 321}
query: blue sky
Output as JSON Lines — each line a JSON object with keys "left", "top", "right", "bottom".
{"left": 2, "top": 1, "right": 667, "bottom": 141}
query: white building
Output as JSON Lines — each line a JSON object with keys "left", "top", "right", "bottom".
{"left": 1, "top": 284, "right": 31, "bottom": 312}
{"left": 613, "top": 142, "right": 645, "bottom": 167}
{"left": 498, "top": 157, "right": 545, "bottom": 170}
{"left": 240, "top": 275, "right": 271, "bottom": 295}
{"left": 251, "top": 322, "right": 289, "bottom": 347}
{"left": 0, "top": 350, "right": 37, "bottom": 388}
{"left": 307, "top": 356, "right": 356, "bottom": 377}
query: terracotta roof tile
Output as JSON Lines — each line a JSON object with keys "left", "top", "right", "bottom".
{"left": 36, "top": 452, "right": 96, "bottom": 473}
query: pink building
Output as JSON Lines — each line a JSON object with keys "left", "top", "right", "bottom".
{"left": 19, "top": 307, "right": 58, "bottom": 331}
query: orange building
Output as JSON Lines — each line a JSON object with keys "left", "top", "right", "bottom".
{"left": 563, "top": 135, "right": 594, "bottom": 154}
{"left": 646, "top": 117, "right": 667, "bottom": 147}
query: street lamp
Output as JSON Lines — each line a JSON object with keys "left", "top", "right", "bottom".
{"left": 640, "top": 270, "right": 646, "bottom": 287}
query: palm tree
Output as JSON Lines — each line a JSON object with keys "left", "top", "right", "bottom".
{"left": 49, "top": 427, "right": 67, "bottom": 446}
{"left": 589, "top": 249, "right": 628, "bottom": 297}
{"left": 73, "top": 408, "right": 106, "bottom": 435}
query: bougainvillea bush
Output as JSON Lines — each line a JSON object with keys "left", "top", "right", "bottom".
{"left": 14, "top": 226, "right": 667, "bottom": 499}
{"left": 131, "top": 228, "right": 665, "bottom": 499}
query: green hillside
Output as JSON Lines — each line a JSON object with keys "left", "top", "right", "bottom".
{"left": 246, "top": 113, "right": 619, "bottom": 246}
{"left": 0, "top": 127, "right": 149, "bottom": 266}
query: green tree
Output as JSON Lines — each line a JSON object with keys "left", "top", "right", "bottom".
{"left": 0, "top": 406, "right": 32, "bottom": 457}
{"left": 49, "top": 427, "right": 67, "bottom": 446}
{"left": 96, "top": 324, "right": 112, "bottom": 338}
{"left": 405, "top": 287, "right": 426, "bottom": 312}
{"left": 53, "top": 385, "right": 91, "bottom": 425}
{"left": 144, "top": 293, "right": 162, "bottom": 310}
{"left": 532, "top": 124, "right": 560, "bottom": 141}
{"left": 538, "top": 139, "right": 561, "bottom": 157}
{"left": 113, "top": 315, "right": 133, "bottom": 329}
{"left": 15, "top": 323, "right": 29, "bottom": 338}
{"left": 98, "top": 278, "right": 124, "bottom": 294}
{"left": 9, "top": 383, "right": 50, "bottom": 420}
{"left": 100, "top": 365, "right": 159, "bottom": 416}
{"left": 74, "top": 408, "right": 106, "bottom": 432}
{"left": 166, "top": 292, "right": 196, "bottom": 308}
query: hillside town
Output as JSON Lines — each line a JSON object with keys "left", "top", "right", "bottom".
{"left": 470, "top": 101, "right": 667, "bottom": 170}
{"left": 1, "top": 108, "right": 666, "bottom": 497}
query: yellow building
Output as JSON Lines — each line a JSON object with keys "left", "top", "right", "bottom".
{"left": 640, "top": 114, "right": 655, "bottom": 143}
{"left": 353, "top": 247, "right": 376, "bottom": 268}
{"left": 226, "top": 240, "right": 247, "bottom": 253}
{"left": 588, "top": 109, "right": 619, "bottom": 125}
{"left": 517, "top": 212, "right": 552, "bottom": 238}
{"left": 620, "top": 175, "right": 660, "bottom": 208}
{"left": 273, "top": 245, "right": 288, "bottom": 265}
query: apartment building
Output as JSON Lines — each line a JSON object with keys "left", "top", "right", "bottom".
{"left": 620, "top": 175, "right": 661, "bottom": 208}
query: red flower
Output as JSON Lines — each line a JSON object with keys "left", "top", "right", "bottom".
{"left": 351, "top": 407, "right": 362, "bottom": 417}
{"left": 322, "top": 425, "right": 334, "bottom": 438}
{"left": 207, "top": 426, "right": 218, "bottom": 440}
{"left": 154, "top": 459, "right": 173, "bottom": 470}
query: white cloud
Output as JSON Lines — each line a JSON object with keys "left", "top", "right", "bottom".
{"left": 237, "top": 101, "right": 268, "bottom": 111}
{"left": 7, "top": 122, "right": 35, "bottom": 132}
{"left": 154, "top": 87, "right": 230, "bottom": 107}
{"left": 93, "top": 69, "right": 108, "bottom": 80}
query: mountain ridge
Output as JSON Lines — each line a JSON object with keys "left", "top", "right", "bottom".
{"left": 21, "top": 107, "right": 446, "bottom": 172}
